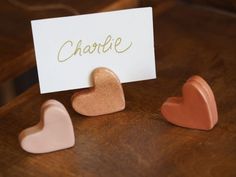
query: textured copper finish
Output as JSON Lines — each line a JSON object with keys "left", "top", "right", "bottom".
{"left": 71, "top": 67, "right": 125, "bottom": 116}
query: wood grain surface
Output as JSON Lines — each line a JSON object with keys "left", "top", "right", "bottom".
{"left": 1, "top": 1, "right": 236, "bottom": 177}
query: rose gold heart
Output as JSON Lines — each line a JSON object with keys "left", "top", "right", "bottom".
{"left": 19, "top": 100, "right": 75, "bottom": 154}
{"left": 72, "top": 67, "right": 125, "bottom": 116}
{"left": 161, "top": 76, "right": 218, "bottom": 130}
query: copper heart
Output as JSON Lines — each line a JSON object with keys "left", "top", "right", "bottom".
{"left": 72, "top": 67, "right": 125, "bottom": 116}
{"left": 161, "top": 76, "right": 218, "bottom": 130}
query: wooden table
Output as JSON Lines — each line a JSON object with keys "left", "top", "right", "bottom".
{"left": 1, "top": 1, "right": 236, "bottom": 177}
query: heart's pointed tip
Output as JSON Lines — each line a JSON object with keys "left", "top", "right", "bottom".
{"left": 161, "top": 96, "right": 182, "bottom": 117}
{"left": 18, "top": 128, "right": 43, "bottom": 154}
{"left": 19, "top": 134, "right": 35, "bottom": 154}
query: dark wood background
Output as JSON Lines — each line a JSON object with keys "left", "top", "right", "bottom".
{"left": 0, "top": 0, "right": 236, "bottom": 177}
{"left": 187, "top": 0, "right": 236, "bottom": 12}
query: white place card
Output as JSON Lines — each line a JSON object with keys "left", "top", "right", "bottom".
{"left": 31, "top": 7, "right": 156, "bottom": 94}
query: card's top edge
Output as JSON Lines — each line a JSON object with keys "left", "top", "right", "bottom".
{"left": 31, "top": 7, "right": 153, "bottom": 23}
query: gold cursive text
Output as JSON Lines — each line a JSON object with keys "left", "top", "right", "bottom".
{"left": 57, "top": 35, "right": 132, "bottom": 62}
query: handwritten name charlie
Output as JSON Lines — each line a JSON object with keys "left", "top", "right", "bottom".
{"left": 57, "top": 35, "right": 132, "bottom": 62}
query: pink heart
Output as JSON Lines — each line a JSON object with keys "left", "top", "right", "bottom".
{"left": 19, "top": 100, "right": 75, "bottom": 153}
{"left": 161, "top": 76, "right": 218, "bottom": 130}
{"left": 72, "top": 67, "right": 125, "bottom": 116}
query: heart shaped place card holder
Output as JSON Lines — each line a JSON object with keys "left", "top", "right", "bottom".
{"left": 161, "top": 75, "right": 218, "bottom": 130}
{"left": 71, "top": 67, "right": 125, "bottom": 116}
{"left": 19, "top": 68, "right": 218, "bottom": 154}
{"left": 19, "top": 8, "right": 218, "bottom": 154}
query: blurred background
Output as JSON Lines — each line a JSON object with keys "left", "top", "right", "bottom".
{"left": 0, "top": 0, "right": 236, "bottom": 106}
